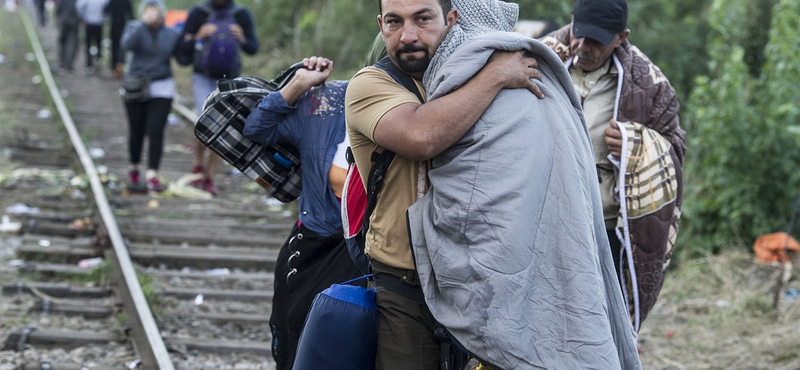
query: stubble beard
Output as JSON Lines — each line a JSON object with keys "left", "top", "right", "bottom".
{"left": 395, "top": 47, "right": 431, "bottom": 74}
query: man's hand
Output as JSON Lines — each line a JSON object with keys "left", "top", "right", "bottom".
{"left": 279, "top": 56, "right": 333, "bottom": 105}
{"left": 229, "top": 23, "right": 245, "bottom": 44}
{"left": 484, "top": 50, "right": 544, "bottom": 99}
{"left": 294, "top": 56, "right": 333, "bottom": 87}
{"left": 605, "top": 119, "right": 623, "bottom": 158}
{"left": 195, "top": 23, "right": 218, "bottom": 39}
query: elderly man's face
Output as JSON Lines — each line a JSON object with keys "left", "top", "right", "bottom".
{"left": 377, "top": 0, "right": 456, "bottom": 79}
{"left": 568, "top": 17, "right": 628, "bottom": 72}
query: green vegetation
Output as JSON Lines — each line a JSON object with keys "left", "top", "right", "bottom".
{"left": 139, "top": 272, "right": 156, "bottom": 306}
{"left": 137, "top": 271, "right": 175, "bottom": 316}
{"left": 680, "top": 0, "right": 800, "bottom": 258}
{"left": 68, "top": 262, "right": 113, "bottom": 284}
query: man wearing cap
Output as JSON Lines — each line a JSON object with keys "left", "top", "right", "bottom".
{"left": 542, "top": 0, "right": 686, "bottom": 335}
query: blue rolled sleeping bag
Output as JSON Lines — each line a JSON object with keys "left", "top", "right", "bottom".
{"left": 292, "top": 276, "right": 377, "bottom": 370}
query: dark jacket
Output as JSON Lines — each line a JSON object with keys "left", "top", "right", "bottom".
{"left": 121, "top": 21, "right": 181, "bottom": 80}
{"left": 56, "top": 0, "right": 80, "bottom": 25}
{"left": 175, "top": 0, "right": 259, "bottom": 76}
{"left": 543, "top": 25, "right": 686, "bottom": 332}
{"left": 104, "top": 0, "right": 133, "bottom": 34}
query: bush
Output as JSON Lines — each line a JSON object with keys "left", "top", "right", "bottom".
{"left": 678, "top": 0, "right": 800, "bottom": 258}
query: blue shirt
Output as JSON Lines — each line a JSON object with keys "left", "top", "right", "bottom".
{"left": 244, "top": 80, "right": 348, "bottom": 236}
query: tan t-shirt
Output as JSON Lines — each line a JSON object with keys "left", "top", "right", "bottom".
{"left": 570, "top": 58, "right": 620, "bottom": 229}
{"left": 345, "top": 66, "right": 428, "bottom": 270}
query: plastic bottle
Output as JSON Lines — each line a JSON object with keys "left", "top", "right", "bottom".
{"left": 273, "top": 152, "right": 294, "bottom": 168}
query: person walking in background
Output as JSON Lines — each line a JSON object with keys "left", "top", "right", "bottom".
{"left": 541, "top": 0, "right": 686, "bottom": 335}
{"left": 176, "top": 0, "right": 259, "bottom": 196}
{"left": 104, "top": 0, "right": 133, "bottom": 78}
{"left": 120, "top": 0, "right": 181, "bottom": 193}
{"left": 33, "top": 0, "right": 47, "bottom": 26}
{"left": 55, "top": 0, "right": 80, "bottom": 73}
{"left": 243, "top": 56, "right": 363, "bottom": 370}
{"left": 76, "top": 0, "right": 108, "bottom": 73}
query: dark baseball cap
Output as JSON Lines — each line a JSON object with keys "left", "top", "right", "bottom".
{"left": 571, "top": 0, "right": 628, "bottom": 46}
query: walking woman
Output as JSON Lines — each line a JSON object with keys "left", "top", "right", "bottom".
{"left": 120, "top": 0, "right": 180, "bottom": 193}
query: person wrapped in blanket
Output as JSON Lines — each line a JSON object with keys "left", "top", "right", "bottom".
{"left": 541, "top": 0, "right": 685, "bottom": 335}
{"left": 242, "top": 57, "right": 364, "bottom": 370}
{"left": 405, "top": 0, "right": 642, "bottom": 368}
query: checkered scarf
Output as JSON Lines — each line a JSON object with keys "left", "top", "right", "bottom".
{"left": 423, "top": 0, "right": 519, "bottom": 90}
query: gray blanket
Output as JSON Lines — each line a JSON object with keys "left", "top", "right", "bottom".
{"left": 407, "top": 32, "right": 642, "bottom": 370}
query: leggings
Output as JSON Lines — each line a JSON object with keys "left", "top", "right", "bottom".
{"left": 125, "top": 98, "right": 172, "bottom": 170}
{"left": 84, "top": 24, "right": 103, "bottom": 67}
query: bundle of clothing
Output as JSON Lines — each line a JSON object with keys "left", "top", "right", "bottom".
{"left": 406, "top": 0, "right": 642, "bottom": 369}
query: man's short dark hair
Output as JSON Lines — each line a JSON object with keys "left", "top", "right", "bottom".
{"left": 378, "top": 0, "right": 452, "bottom": 19}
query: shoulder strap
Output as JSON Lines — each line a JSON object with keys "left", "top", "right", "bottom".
{"left": 358, "top": 57, "right": 425, "bottom": 236}
{"left": 270, "top": 61, "right": 305, "bottom": 90}
{"left": 373, "top": 56, "right": 424, "bottom": 103}
{"left": 196, "top": 3, "right": 212, "bottom": 15}
{"left": 197, "top": 3, "right": 241, "bottom": 18}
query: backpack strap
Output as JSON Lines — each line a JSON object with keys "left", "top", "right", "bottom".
{"left": 197, "top": 3, "right": 242, "bottom": 18}
{"left": 358, "top": 56, "right": 425, "bottom": 244}
{"left": 270, "top": 61, "right": 306, "bottom": 90}
{"left": 371, "top": 57, "right": 472, "bottom": 368}
{"left": 373, "top": 56, "right": 424, "bottom": 103}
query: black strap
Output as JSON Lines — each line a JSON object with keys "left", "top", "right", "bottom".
{"left": 373, "top": 56, "right": 424, "bottom": 103}
{"left": 270, "top": 61, "right": 305, "bottom": 90}
{"left": 197, "top": 3, "right": 242, "bottom": 17}
{"left": 361, "top": 150, "right": 394, "bottom": 237}
{"left": 370, "top": 58, "right": 471, "bottom": 369}
{"left": 358, "top": 57, "right": 425, "bottom": 239}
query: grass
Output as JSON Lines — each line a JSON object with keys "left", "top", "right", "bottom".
{"left": 638, "top": 248, "right": 800, "bottom": 370}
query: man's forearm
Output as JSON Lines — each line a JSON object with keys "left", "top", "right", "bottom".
{"left": 374, "top": 71, "right": 504, "bottom": 161}
{"left": 278, "top": 77, "right": 312, "bottom": 106}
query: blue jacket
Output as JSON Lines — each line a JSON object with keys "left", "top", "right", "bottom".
{"left": 244, "top": 81, "right": 349, "bottom": 236}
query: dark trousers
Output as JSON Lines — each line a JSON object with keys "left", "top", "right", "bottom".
{"left": 84, "top": 23, "right": 103, "bottom": 67}
{"left": 607, "top": 228, "right": 623, "bottom": 282}
{"left": 58, "top": 22, "right": 79, "bottom": 70}
{"left": 109, "top": 26, "right": 124, "bottom": 69}
{"left": 124, "top": 98, "right": 172, "bottom": 170}
{"left": 271, "top": 224, "right": 364, "bottom": 370}
{"left": 34, "top": 0, "right": 46, "bottom": 26}
{"left": 371, "top": 260, "right": 440, "bottom": 370}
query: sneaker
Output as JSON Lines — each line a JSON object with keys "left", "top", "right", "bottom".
{"left": 129, "top": 170, "right": 140, "bottom": 185}
{"left": 127, "top": 170, "right": 147, "bottom": 193}
{"left": 147, "top": 177, "right": 165, "bottom": 193}
{"left": 189, "top": 165, "right": 205, "bottom": 188}
{"left": 203, "top": 178, "right": 218, "bottom": 196}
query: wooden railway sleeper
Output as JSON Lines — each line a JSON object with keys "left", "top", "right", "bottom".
{"left": 17, "top": 325, "right": 37, "bottom": 352}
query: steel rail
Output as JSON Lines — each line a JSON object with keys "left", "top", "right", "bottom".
{"left": 19, "top": 8, "right": 175, "bottom": 370}
{"left": 172, "top": 95, "right": 198, "bottom": 124}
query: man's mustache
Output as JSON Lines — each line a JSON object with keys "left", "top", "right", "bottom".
{"left": 398, "top": 45, "right": 426, "bottom": 54}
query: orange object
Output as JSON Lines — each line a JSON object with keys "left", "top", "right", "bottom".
{"left": 753, "top": 232, "right": 800, "bottom": 263}
{"left": 164, "top": 9, "right": 188, "bottom": 29}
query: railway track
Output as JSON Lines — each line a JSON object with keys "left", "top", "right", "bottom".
{"left": 1, "top": 7, "right": 292, "bottom": 370}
